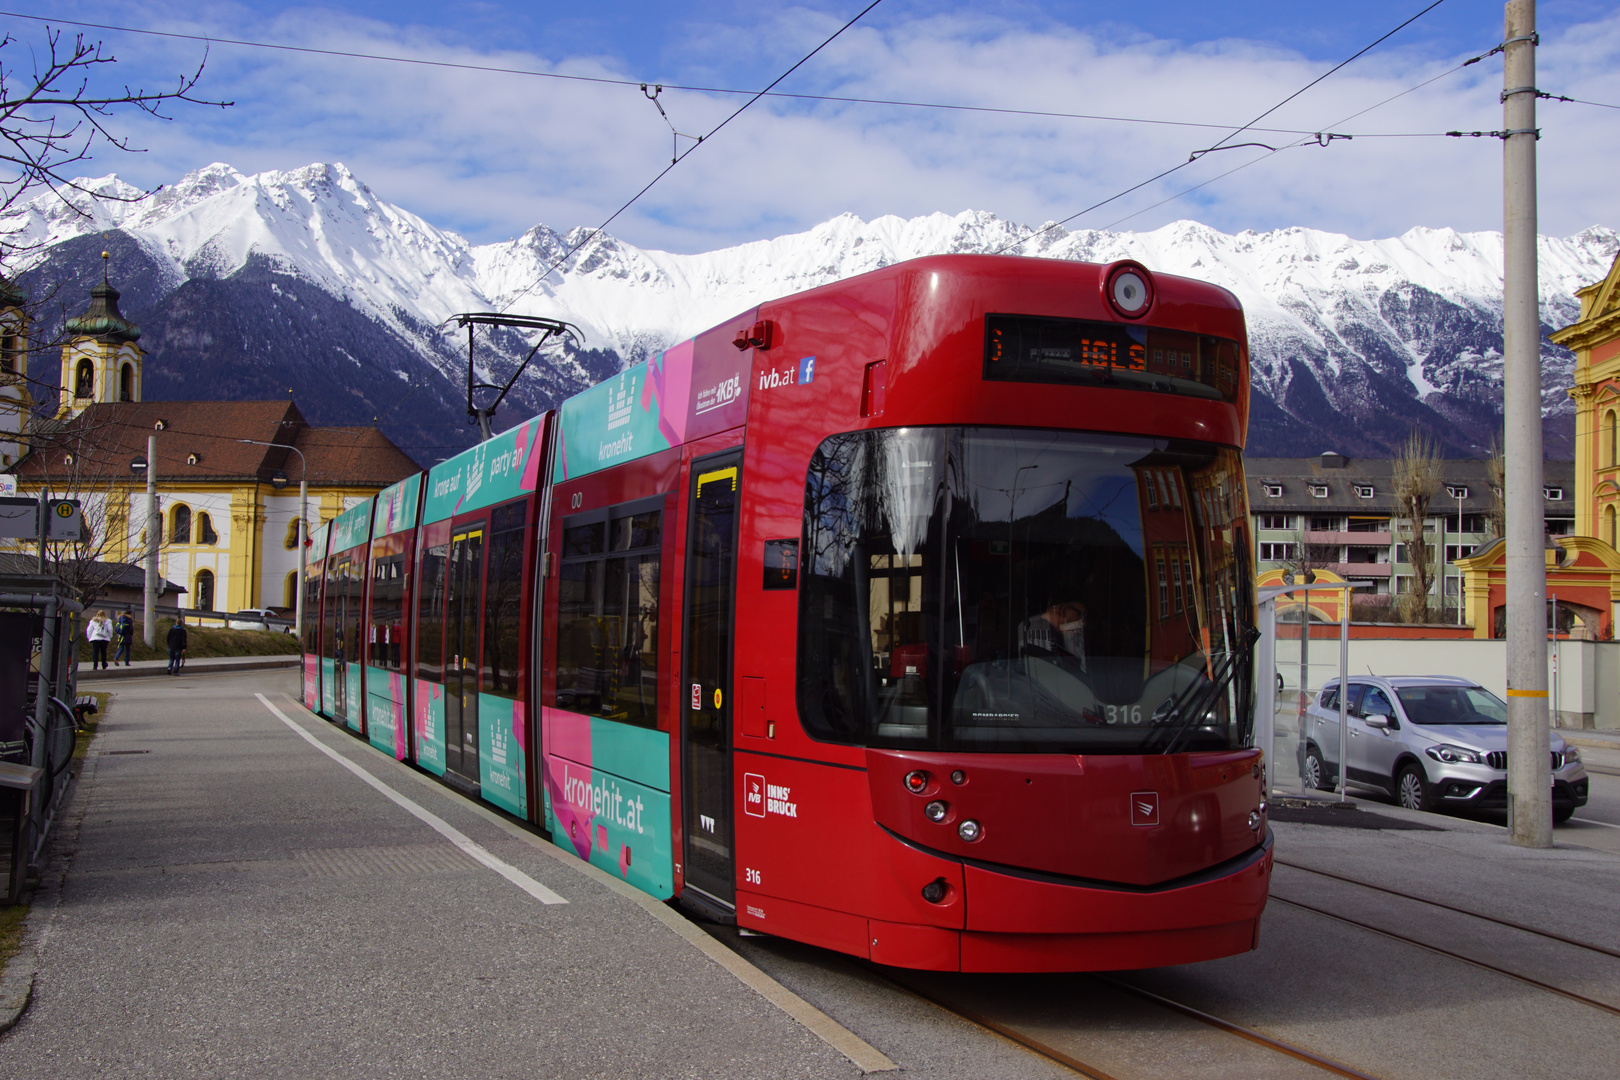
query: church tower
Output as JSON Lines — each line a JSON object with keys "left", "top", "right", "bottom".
{"left": 58, "top": 254, "right": 142, "bottom": 420}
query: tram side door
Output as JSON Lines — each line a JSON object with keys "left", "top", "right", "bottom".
{"left": 443, "top": 526, "right": 485, "bottom": 788}
{"left": 681, "top": 453, "right": 742, "bottom": 911}
{"left": 332, "top": 556, "right": 352, "bottom": 719}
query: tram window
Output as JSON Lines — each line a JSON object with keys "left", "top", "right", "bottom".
{"left": 416, "top": 530, "right": 449, "bottom": 682}
{"left": 303, "top": 565, "right": 323, "bottom": 654}
{"left": 555, "top": 497, "right": 662, "bottom": 728}
{"left": 798, "top": 427, "right": 1255, "bottom": 754}
{"left": 482, "top": 503, "right": 527, "bottom": 699}
{"left": 368, "top": 545, "right": 408, "bottom": 671}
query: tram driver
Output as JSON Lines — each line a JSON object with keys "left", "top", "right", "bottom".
{"left": 1018, "top": 598, "right": 1087, "bottom": 671}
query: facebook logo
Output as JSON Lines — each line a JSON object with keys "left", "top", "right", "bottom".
{"left": 798, "top": 356, "right": 816, "bottom": 384}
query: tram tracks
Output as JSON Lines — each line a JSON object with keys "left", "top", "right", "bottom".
{"left": 874, "top": 966, "right": 1384, "bottom": 1080}
{"left": 1272, "top": 859, "right": 1620, "bottom": 1019}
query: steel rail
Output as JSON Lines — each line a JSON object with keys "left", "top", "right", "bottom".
{"left": 1275, "top": 858, "right": 1620, "bottom": 960}
{"left": 1270, "top": 896, "right": 1620, "bottom": 1019}
{"left": 877, "top": 965, "right": 1383, "bottom": 1080}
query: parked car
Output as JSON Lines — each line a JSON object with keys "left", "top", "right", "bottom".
{"left": 1301, "top": 675, "right": 1589, "bottom": 822}
{"left": 227, "top": 607, "right": 279, "bottom": 631}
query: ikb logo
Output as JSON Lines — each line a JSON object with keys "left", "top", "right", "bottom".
{"left": 743, "top": 773, "right": 766, "bottom": 818}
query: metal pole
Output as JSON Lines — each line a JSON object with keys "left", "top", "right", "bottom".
{"left": 1296, "top": 583, "right": 1309, "bottom": 797}
{"left": 36, "top": 487, "right": 45, "bottom": 574}
{"left": 1551, "top": 593, "right": 1559, "bottom": 727}
{"left": 1256, "top": 596, "right": 1276, "bottom": 796}
{"left": 144, "top": 434, "right": 158, "bottom": 649}
{"left": 1338, "top": 585, "right": 1350, "bottom": 801}
{"left": 1458, "top": 489, "right": 1466, "bottom": 625}
{"left": 297, "top": 477, "right": 307, "bottom": 643}
{"left": 1502, "top": 0, "right": 1551, "bottom": 845}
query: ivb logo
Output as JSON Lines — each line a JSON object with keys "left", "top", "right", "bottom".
{"left": 1129, "top": 791, "right": 1160, "bottom": 827}
{"left": 744, "top": 773, "right": 766, "bottom": 818}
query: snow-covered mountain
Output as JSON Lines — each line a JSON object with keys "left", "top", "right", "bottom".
{"left": 4, "top": 161, "right": 1614, "bottom": 464}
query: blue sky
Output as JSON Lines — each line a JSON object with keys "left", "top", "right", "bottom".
{"left": 8, "top": 2, "right": 1620, "bottom": 250}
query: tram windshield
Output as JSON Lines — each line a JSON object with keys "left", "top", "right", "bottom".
{"left": 797, "top": 427, "right": 1255, "bottom": 755}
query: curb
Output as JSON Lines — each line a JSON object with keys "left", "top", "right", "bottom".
{"left": 0, "top": 944, "right": 36, "bottom": 1036}
{"left": 78, "top": 657, "right": 300, "bottom": 682}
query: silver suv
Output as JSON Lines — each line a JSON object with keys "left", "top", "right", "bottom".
{"left": 1301, "top": 675, "right": 1589, "bottom": 822}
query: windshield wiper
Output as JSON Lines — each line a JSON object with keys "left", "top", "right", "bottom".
{"left": 1151, "top": 625, "right": 1258, "bottom": 756}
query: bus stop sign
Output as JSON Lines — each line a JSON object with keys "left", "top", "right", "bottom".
{"left": 47, "top": 499, "right": 82, "bottom": 540}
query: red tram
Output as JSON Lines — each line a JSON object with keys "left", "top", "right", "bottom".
{"left": 303, "top": 253, "right": 1271, "bottom": 972}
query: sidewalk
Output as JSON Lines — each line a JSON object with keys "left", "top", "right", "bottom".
{"left": 76, "top": 655, "right": 299, "bottom": 681}
{"left": 1558, "top": 726, "right": 1620, "bottom": 750}
{"left": 0, "top": 670, "right": 888, "bottom": 1079}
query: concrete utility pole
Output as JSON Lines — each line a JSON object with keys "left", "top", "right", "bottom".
{"left": 144, "top": 433, "right": 159, "bottom": 649}
{"left": 1502, "top": 0, "right": 1552, "bottom": 847}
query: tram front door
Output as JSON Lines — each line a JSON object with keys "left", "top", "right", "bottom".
{"left": 444, "top": 526, "right": 485, "bottom": 791}
{"left": 681, "top": 453, "right": 741, "bottom": 912}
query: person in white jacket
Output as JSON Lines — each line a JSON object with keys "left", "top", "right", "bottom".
{"left": 86, "top": 610, "right": 115, "bottom": 670}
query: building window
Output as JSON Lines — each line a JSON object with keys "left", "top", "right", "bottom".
{"left": 1308, "top": 515, "right": 1340, "bottom": 532}
{"left": 1445, "top": 485, "right": 1468, "bottom": 499}
{"left": 1544, "top": 486, "right": 1564, "bottom": 501}
{"left": 1354, "top": 484, "right": 1375, "bottom": 498}
{"left": 1259, "top": 513, "right": 1291, "bottom": 530}
{"left": 171, "top": 504, "right": 192, "bottom": 544}
{"left": 1259, "top": 542, "right": 1295, "bottom": 561}
{"left": 1609, "top": 506, "right": 1617, "bottom": 549}
{"left": 1610, "top": 411, "right": 1618, "bottom": 467}
{"left": 1171, "top": 558, "right": 1184, "bottom": 613}
{"left": 1262, "top": 483, "right": 1283, "bottom": 498}
{"left": 285, "top": 518, "right": 301, "bottom": 550}
{"left": 1445, "top": 544, "right": 1475, "bottom": 561}
{"left": 195, "top": 569, "right": 215, "bottom": 611}
{"left": 1, "top": 331, "right": 20, "bottom": 373}
{"left": 1308, "top": 483, "right": 1328, "bottom": 498}
{"left": 197, "top": 511, "right": 218, "bottom": 546}
{"left": 1156, "top": 557, "right": 1169, "bottom": 617}
{"left": 74, "top": 358, "right": 93, "bottom": 398}
{"left": 1395, "top": 574, "right": 1412, "bottom": 594}
{"left": 284, "top": 571, "right": 298, "bottom": 610}
{"left": 120, "top": 363, "right": 134, "bottom": 402}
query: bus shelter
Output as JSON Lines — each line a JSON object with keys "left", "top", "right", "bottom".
{"left": 1255, "top": 579, "right": 1366, "bottom": 801}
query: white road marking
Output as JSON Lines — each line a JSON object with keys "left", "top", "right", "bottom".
{"left": 1569, "top": 817, "right": 1620, "bottom": 830}
{"left": 255, "top": 693, "right": 567, "bottom": 905}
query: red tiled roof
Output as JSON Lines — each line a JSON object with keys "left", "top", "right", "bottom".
{"left": 17, "top": 400, "right": 416, "bottom": 489}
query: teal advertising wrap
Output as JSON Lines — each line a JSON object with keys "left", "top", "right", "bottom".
{"left": 371, "top": 474, "right": 423, "bottom": 539}
{"left": 479, "top": 697, "right": 527, "bottom": 817}
{"left": 309, "top": 520, "right": 330, "bottom": 564}
{"left": 413, "top": 677, "right": 446, "bottom": 776}
{"left": 330, "top": 497, "right": 374, "bottom": 554}
{"left": 554, "top": 329, "right": 752, "bottom": 482}
{"left": 542, "top": 708, "right": 673, "bottom": 898}
{"left": 422, "top": 415, "right": 546, "bottom": 524}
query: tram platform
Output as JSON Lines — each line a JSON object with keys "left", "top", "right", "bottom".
{"left": 0, "top": 670, "right": 890, "bottom": 1078}
{"left": 75, "top": 655, "right": 300, "bottom": 681}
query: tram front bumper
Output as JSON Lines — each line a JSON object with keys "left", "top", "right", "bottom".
{"left": 953, "top": 830, "right": 1273, "bottom": 972}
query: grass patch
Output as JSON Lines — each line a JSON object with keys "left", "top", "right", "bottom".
{"left": 0, "top": 901, "right": 26, "bottom": 967}
{"left": 78, "top": 618, "right": 301, "bottom": 662}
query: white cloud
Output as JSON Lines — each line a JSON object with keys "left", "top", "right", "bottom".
{"left": 44, "top": 4, "right": 1620, "bottom": 250}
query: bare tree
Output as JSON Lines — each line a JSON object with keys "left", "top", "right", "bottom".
{"left": 1, "top": 27, "right": 228, "bottom": 266}
{"left": 1394, "top": 431, "right": 1442, "bottom": 623}
{"left": 1485, "top": 441, "right": 1506, "bottom": 541}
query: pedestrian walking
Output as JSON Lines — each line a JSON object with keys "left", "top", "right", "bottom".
{"left": 166, "top": 617, "right": 188, "bottom": 676}
{"left": 86, "top": 610, "right": 114, "bottom": 670}
{"left": 113, "top": 610, "right": 134, "bottom": 666}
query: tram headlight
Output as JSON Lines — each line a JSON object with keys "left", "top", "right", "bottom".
{"left": 950, "top": 769, "right": 966, "bottom": 786}
{"left": 904, "top": 770, "right": 929, "bottom": 794}
{"left": 1248, "top": 810, "right": 1262, "bottom": 831}
{"left": 1112, "top": 272, "right": 1147, "bottom": 312}
{"left": 924, "top": 800, "right": 948, "bottom": 822}
{"left": 958, "top": 819, "right": 982, "bottom": 842}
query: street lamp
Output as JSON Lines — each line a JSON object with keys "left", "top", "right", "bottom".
{"left": 241, "top": 440, "right": 307, "bottom": 642}
{"left": 132, "top": 440, "right": 158, "bottom": 648}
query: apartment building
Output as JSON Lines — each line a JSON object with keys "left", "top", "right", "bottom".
{"left": 1246, "top": 452, "right": 1575, "bottom": 603}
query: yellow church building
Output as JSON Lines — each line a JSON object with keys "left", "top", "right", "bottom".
{"left": 6, "top": 274, "right": 417, "bottom": 613}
